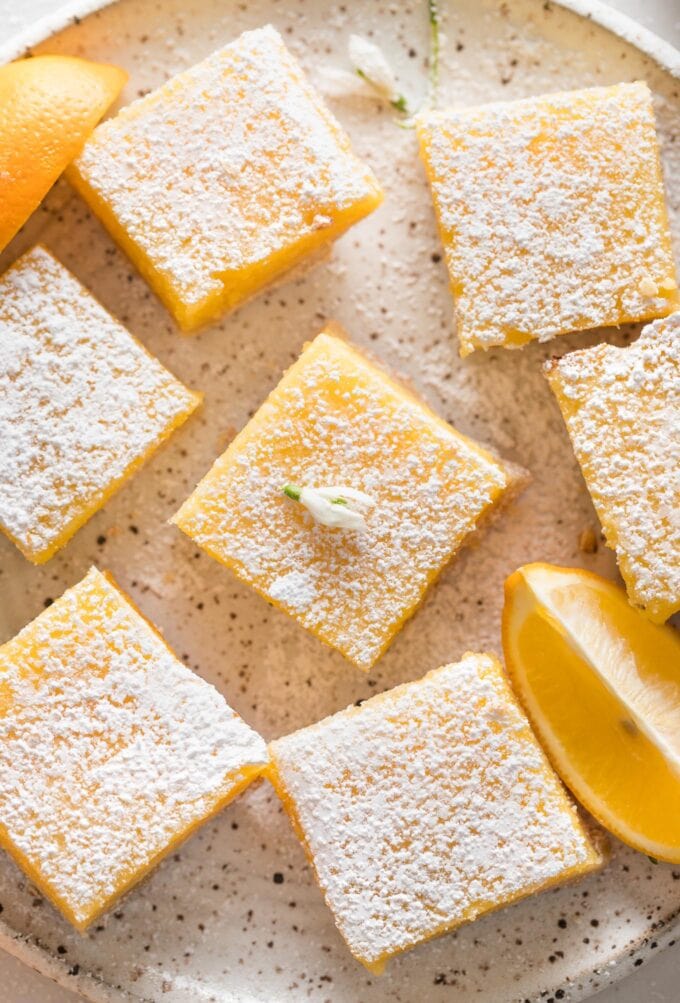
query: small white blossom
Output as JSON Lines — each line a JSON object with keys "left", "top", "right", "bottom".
{"left": 314, "top": 65, "right": 377, "bottom": 101}
{"left": 283, "top": 484, "right": 375, "bottom": 532}
{"left": 348, "top": 35, "right": 400, "bottom": 103}
{"left": 326, "top": 3, "right": 441, "bottom": 122}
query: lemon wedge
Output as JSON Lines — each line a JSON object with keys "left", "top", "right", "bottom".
{"left": 0, "top": 54, "right": 127, "bottom": 253}
{"left": 503, "top": 563, "right": 680, "bottom": 862}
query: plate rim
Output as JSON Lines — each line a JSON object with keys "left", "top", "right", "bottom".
{"left": 0, "top": 0, "right": 678, "bottom": 72}
{"left": 0, "top": 0, "right": 678, "bottom": 1001}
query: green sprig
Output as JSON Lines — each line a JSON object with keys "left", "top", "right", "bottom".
{"left": 282, "top": 483, "right": 302, "bottom": 501}
{"left": 428, "top": 0, "right": 441, "bottom": 108}
{"left": 391, "top": 94, "right": 410, "bottom": 113}
{"left": 352, "top": 0, "right": 441, "bottom": 127}
{"left": 395, "top": 0, "right": 441, "bottom": 129}
{"left": 282, "top": 484, "right": 349, "bottom": 506}
{"left": 356, "top": 67, "right": 411, "bottom": 116}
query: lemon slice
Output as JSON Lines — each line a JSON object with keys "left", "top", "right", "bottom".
{"left": 0, "top": 55, "right": 127, "bottom": 253}
{"left": 502, "top": 562, "right": 680, "bottom": 862}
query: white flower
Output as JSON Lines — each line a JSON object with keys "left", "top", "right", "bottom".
{"left": 314, "top": 65, "right": 378, "bottom": 101}
{"left": 283, "top": 484, "right": 376, "bottom": 532}
{"left": 326, "top": 5, "right": 441, "bottom": 121}
{"left": 348, "top": 35, "right": 400, "bottom": 104}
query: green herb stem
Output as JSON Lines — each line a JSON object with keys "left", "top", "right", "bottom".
{"left": 428, "top": 0, "right": 441, "bottom": 108}
{"left": 396, "top": 0, "right": 441, "bottom": 128}
{"left": 282, "top": 483, "right": 302, "bottom": 501}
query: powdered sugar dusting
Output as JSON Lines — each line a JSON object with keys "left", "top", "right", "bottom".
{"left": 545, "top": 311, "right": 680, "bottom": 622}
{"left": 70, "top": 25, "right": 382, "bottom": 323}
{"left": 269, "top": 569, "right": 318, "bottom": 612}
{"left": 0, "top": 566, "right": 268, "bottom": 928}
{"left": 0, "top": 246, "right": 201, "bottom": 563}
{"left": 417, "top": 82, "right": 679, "bottom": 356}
{"left": 269, "top": 652, "right": 601, "bottom": 968}
{"left": 173, "top": 331, "right": 523, "bottom": 670}
{"left": 0, "top": 0, "right": 677, "bottom": 998}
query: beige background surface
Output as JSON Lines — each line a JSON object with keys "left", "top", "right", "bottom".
{"left": 1, "top": 0, "right": 678, "bottom": 1000}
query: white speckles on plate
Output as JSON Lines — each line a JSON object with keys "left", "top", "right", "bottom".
{"left": 0, "top": 0, "right": 679, "bottom": 1001}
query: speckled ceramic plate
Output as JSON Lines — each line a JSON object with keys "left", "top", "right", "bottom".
{"left": 0, "top": 1, "right": 679, "bottom": 1000}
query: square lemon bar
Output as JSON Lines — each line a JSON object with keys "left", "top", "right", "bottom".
{"left": 545, "top": 312, "right": 679, "bottom": 622}
{"left": 268, "top": 652, "right": 603, "bottom": 972}
{"left": 68, "top": 25, "right": 383, "bottom": 331}
{"left": 0, "top": 245, "right": 201, "bottom": 564}
{"left": 417, "top": 82, "right": 679, "bottom": 357}
{"left": 172, "top": 328, "right": 524, "bottom": 670}
{"left": 0, "top": 566, "right": 268, "bottom": 931}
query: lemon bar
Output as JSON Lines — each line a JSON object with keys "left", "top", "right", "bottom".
{"left": 68, "top": 25, "right": 383, "bottom": 332}
{"left": 268, "top": 652, "right": 602, "bottom": 972}
{"left": 0, "top": 567, "right": 268, "bottom": 931}
{"left": 0, "top": 245, "right": 201, "bottom": 564}
{"left": 172, "top": 327, "right": 524, "bottom": 671}
{"left": 417, "top": 82, "right": 679, "bottom": 357}
{"left": 545, "top": 312, "right": 679, "bottom": 622}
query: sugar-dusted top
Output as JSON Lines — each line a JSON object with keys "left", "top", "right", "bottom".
{"left": 0, "top": 567, "right": 268, "bottom": 927}
{"left": 545, "top": 312, "right": 680, "bottom": 622}
{"left": 417, "top": 82, "right": 678, "bottom": 356}
{"left": 173, "top": 330, "right": 520, "bottom": 670}
{"left": 269, "top": 652, "right": 600, "bottom": 968}
{"left": 72, "top": 25, "right": 382, "bottom": 310}
{"left": 0, "top": 246, "right": 200, "bottom": 562}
